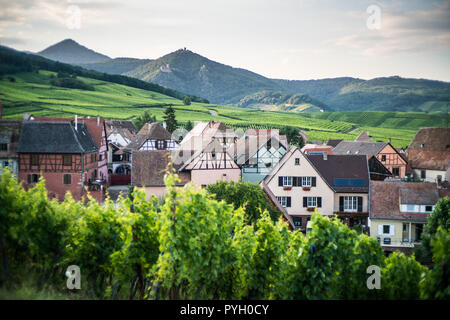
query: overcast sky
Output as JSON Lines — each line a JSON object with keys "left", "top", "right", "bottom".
{"left": 1, "top": 0, "right": 449, "bottom": 81}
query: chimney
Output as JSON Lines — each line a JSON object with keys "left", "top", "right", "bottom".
{"left": 388, "top": 137, "right": 391, "bottom": 144}
{"left": 323, "top": 153, "right": 328, "bottom": 160}
{"left": 97, "top": 116, "right": 100, "bottom": 126}
{"left": 75, "top": 115, "right": 78, "bottom": 131}
{"left": 163, "top": 121, "right": 167, "bottom": 129}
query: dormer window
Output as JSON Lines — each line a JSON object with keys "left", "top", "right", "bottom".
{"left": 156, "top": 140, "right": 165, "bottom": 150}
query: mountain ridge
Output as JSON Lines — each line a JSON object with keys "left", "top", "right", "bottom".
{"left": 36, "top": 39, "right": 450, "bottom": 113}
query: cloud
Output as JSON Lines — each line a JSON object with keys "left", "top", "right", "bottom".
{"left": 333, "top": 1, "right": 450, "bottom": 56}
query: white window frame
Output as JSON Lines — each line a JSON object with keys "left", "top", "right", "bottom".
{"left": 307, "top": 197, "right": 317, "bottom": 208}
{"left": 302, "top": 176, "right": 312, "bottom": 187}
{"left": 344, "top": 196, "right": 358, "bottom": 212}
{"left": 277, "top": 196, "right": 287, "bottom": 208}
{"left": 282, "top": 176, "right": 292, "bottom": 187}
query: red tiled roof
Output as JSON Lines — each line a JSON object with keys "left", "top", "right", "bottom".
{"left": 370, "top": 181, "right": 440, "bottom": 221}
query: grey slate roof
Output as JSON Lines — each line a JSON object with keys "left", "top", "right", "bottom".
{"left": 333, "top": 141, "right": 387, "bottom": 157}
{"left": 17, "top": 122, "right": 98, "bottom": 154}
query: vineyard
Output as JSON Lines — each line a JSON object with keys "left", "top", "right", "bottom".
{"left": 1, "top": 70, "right": 448, "bottom": 147}
{"left": 0, "top": 169, "right": 448, "bottom": 300}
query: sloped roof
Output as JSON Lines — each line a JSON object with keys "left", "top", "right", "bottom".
{"left": 307, "top": 154, "right": 369, "bottom": 193}
{"left": 125, "top": 122, "right": 173, "bottom": 150}
{"left": 355, "top": 131, "right": 373, "bottom": 142}
{"left": 406, "top": 127, "right": 450, "bottom": 171}
{"left": 181, "top": 139, "right": 239, "bottom": 171}
{"left": 408, "top": 127, "right": 450, "bottom": 151}
{"left": 105, "top": 120, "right": 137, "bottom": 136}
{"left": 370, "top": 181, "right": 440, "bottom": 221}
{"left": 17, "top": 122, "right": 98, "bottom": 154}
{"left": 232, "top": 131, "right": 287, "bottom": 164}
{"left": 132, "top": 150, "right": 189, "bottom": 186}
{"left": 333, "top": 141, "right": 387, "bottom": 157}
{"left": 326, "top": 139, "right": 343, "bottom": 148}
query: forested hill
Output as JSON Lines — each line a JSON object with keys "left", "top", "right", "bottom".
{"left": 0, "top": 45, "right": 209, "bottom": 103}
{"left": 30, "top": 39, "right": 450, "bottom": 112}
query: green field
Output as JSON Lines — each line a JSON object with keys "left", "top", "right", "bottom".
{"left": 1, "top": 70, "right": 448, "bottom": 148}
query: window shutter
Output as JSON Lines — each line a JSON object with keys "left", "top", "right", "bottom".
{"left": 303, "top": 197, "right": 307, "bottom": 208}
{"left": 317, "top": 197, "right": 322, "bottom": 208}
{"left": 287, "top": 197, "right": 291, "bottom": 208}
{"left": 378, "top": 225, "right": 383, "bottom": 235}
{"left": 357, "top": 197, "right": 363, "bottom": 212}
{"left": 312, "top": 177, "right": 316, "bottom": 187}
{"left": 390, "top": 225, "right": 395, "bottom": 236}
{"left": 278, "top": 176, "right": 283, "bottom": 186}
{"left": 339, "top": 196, "right": 344, "bottom": 212}
{"left": 293, "top": 177, "right": 298, "bottom": 187}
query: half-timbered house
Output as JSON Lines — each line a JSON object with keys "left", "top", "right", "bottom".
{"left": 16, "top": 121, "right": 103, "bottom": 202}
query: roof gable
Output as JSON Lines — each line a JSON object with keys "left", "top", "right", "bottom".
{"left": 17, "top": 122, "right": 98, "bottom": 154}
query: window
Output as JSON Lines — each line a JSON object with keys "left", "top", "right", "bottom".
{"left": 156, "top": 140, "right": 165, "bottom": 150}
{"left": 421, "top": 170, "right": 426, "bottom": 179}
{"left": 277, "top": 196, "right": 291, "bottom": 208}
{"left": 63, "top": 174, "right": 72, "bottom": 185}
{"left": 63, "top": 155, "right": 72, "bottom": 166}
{"left": 282, "top": 176, "right": 292, "bottom": 186}
{"left": 425, "top": 205, "right": 433, "bottom": 212}
{"left": 403, "top": 223, "right": 407, "bottom": 232}
{"left": 27, "top": 174, "right": 40, "bottom": 184}
{"left": 30, "top": 154, "right": 39, "bottom": 166}
{"left": 0, "top": 143, "right": 7, "bottom": 151}
{"left": 381, "top": 155, "right": 386, "bottom": 162}
{"left": 307, "top": 197, "right": 317, "bottom": 207}
{"left": 99, "top": 154, "right": 103, "bottom": 161}
{"left": 343, "top": 196, "right": 358, "bottom": 212}
{"left": 383, "top": 225, "right": 390, "bottom": 235}
{"left": 295, "top": 158, "right": 300, "bottom": 165}
{"left": 301, "top": 176, "right": 312, "bottom": 187}
{"left": 392, "top": 167, "right": 400, "bottom": 176}
{"left": 293, "top": 217, "right": 302, "bottom": 228}
{"left": 406, "top": 204, "right": 415, "bottom": 212}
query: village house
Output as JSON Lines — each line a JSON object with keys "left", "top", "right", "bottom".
{"left": 123, "top": 122, "right": 178, "bottom": 186}
{"left": 179, "top": 139, "right": 241, "bottom": 187}
{"left": 232, "top": 129, "right": 288, "bottom": 183}
{"left": 0, "top": 120, "right": 22, "bottom": 176}
{"left": 132, "top": 151, "right": 190, "bottom": 199}
{"left": 29, "top": 115, "right": 109, "bottom": 186}
{"left": 406, "top": 127, "right": 450, "bottom": 183}
{"left": 333, "top": 138, "right": 407, "bottom": 178}
{"left": 369, "top": 181, "right": 442, "bottom": 253}
{"left": 16, "top": 121, "right": 103, "bottom": 202}
{"left": 105, "top": 120, "right": 137, "bottom": 185}
{"left": 179, "top": 121, "right": 237, "bottom": 156}
{"left": 261, "top": 147, "right": 370, "bottom": 231}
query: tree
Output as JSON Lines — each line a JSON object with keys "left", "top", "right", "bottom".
{"left": 163, "top": 106, "right": 178, "bottom": 133}
{"left": 133, "top": 110, "right": 156, "bottom": 131}
{"left": 420, "top": 227, "right": 450, "bottom": 299}
{"left": 185, "top": 120, "right": 193, "bottom": 131}
{"left": 381, "top": 252, "right": 427, "bottom": 300}
{"left": 183, "top": 96, "right": 191, "bottom": 106}
{"left": 416, "top": 197, "right": 450, "bottom": 264}
{"left": 206, "top": 180, "right": 281, "bottom": 225}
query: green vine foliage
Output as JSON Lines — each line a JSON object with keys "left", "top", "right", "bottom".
{"left": 0, "top": 168, "right": 447, "bottom": 299}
